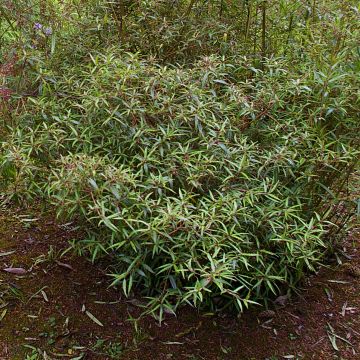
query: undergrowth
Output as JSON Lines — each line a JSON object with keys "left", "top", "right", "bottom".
{"left": 0, "top": 0, "right": 359, "bottom": 320}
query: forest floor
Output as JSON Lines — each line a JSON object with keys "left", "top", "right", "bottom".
{"left": 0, "top": 205, "right": 359, "bottom": 360}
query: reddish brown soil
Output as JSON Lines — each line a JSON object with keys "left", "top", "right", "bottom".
{"left": 0, "top": 206, "right": 359, "bottom": 360}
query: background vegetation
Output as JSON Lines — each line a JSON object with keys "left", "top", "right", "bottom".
{"left": 0, "top": 0, "right": 359, "bottom": 320}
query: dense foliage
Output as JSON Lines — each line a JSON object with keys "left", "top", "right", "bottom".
{"left": 1, "top": 0, "right": 359, "bottom": 320}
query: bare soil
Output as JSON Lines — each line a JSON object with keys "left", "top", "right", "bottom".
{"left": 0, "top": 205, "right": 359, "bottom": 360}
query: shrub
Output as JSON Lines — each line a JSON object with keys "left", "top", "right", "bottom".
{"left": 0, "top": 0, "right": 359, "bottom": 320}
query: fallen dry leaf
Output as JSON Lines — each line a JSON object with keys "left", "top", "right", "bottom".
{"left": 56, "top": 261, "right": 74, "bottom": 271}
{"left": 3, "top": 267, "right": 27, "bottom": 275}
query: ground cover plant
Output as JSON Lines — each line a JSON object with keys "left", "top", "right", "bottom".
{"left": 0, "top": 0, "right": 359, "bottom": 321}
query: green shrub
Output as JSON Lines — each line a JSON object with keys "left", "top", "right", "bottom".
{"left": 0, "top": 0, "right": 359, "bottom": 320}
